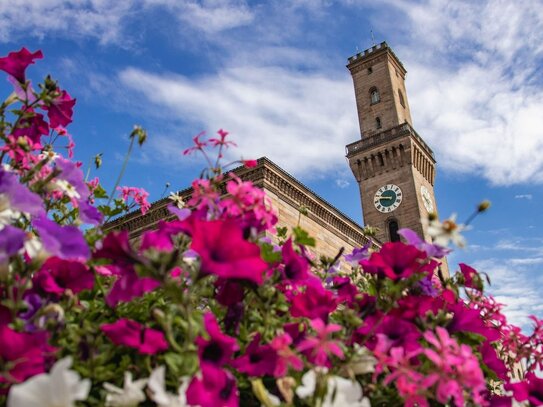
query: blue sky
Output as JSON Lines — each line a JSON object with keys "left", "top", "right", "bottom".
{"left": 1, "top": 0, "right": 542, "bottom": 330}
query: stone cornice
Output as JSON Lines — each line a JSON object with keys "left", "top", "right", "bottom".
{"left": 105, "top": 157, "right": 377, "bottom": 248}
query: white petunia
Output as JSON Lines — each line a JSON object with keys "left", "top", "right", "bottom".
{"left": 426, "top": 214, "right": 467, "bottom": 248}
{"left": 103, "top": 372, "right": 148, "bottom": 407}
{"left": 148, "top": 366, "right": 190, "bottom": 407}
{"left": 7, "top": 356, "right": 91, "bottom": 407}
{"left": 50, "top": 179, "right": 81, "bottom": 200}
{"left": 168, "top": 192, "right": 185, "bottom": 208}
{"left": 296, "top": 369, "right": 370, "bottom": 407}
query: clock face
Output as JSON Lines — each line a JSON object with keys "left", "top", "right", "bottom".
{"left": 420, "top": 185, "right": 434, "bottom": 212}
{"left": 374, "top": 184, "right": 402, "bottom": 213}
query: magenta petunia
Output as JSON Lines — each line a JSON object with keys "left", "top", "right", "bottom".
{"left": 505, "top": 372, "right": 543, "bottom": 406}
{"left": 140, "top": 220, "right": 186, "bottom": 252}
{"left": 101, "top": 318, "right": 168, "bottom": 355}
{"left": 186, "top": 362, "right": 239, "bottom": 407}
{"left": 290, "top": 278, "right": 337, "bottom": 321}
{"left": 231, "top": 333, "right": 278, "bottom": 377}
{"left": 33, "top": 257, "right": 94, "bottom": 296}
{"left": 447, "top": 302, "right": 500, "bottom": 341}
{"left": 360, "top": 242, "right": 428, "bottom": 280}
{"left": 281, "top": 238, "right": 309, "bottom": 281}
{"left": 196, "top": 312, "right": 239, "bottom": 367}
{"left": 357, "top": 314, "right": 421, "bottom": 354}
{"left": 105, "top": 268, "right": 160, "bottom": 308}
{"left": 0, "top": 326, "right": 52, "bottom": 386}
{"left": 43, "top": 89, "right": 76, "bottom": 129}
{"left": 458, "top": 263, "right": 481, "bottom": 290}
{"left": 189, "top": 218, "right": 268, "bottom": 284}
{"left": 93, "top": 231, "right": 137, "bottom": 265}
{"left": 11, "top": 108, "right": 49, "bottom": 147}
{"left": 0, "top": 47, "right": 43, "bottom": 83}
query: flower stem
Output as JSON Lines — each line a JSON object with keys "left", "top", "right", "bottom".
{"left": 106, "top": 134, "right": 135, "bottom": 209}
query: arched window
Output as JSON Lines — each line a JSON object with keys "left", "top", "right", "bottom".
{"left": 388, "top": 219, "right": 400, "bottom": 242}
{"left": 370, "top": 87, "right": 380, "bottom": 104}
{"left": 375, "top": 117, "right": 382, "bottom": 129}
{"left": 398, "top": 89, "right": 405, "bottom": 108}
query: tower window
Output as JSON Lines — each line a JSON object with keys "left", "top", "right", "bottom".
{"left": 370, "top": 87, "right": 380, "bottom": 104}
{"left": 375, "top": 117, "right": 382, "bottom": 129}
{"left": 388, "top": 219, "right": 400, "bottom": 242}
{"left": 398, "top": 89, "right": 405, "bottom": 108}
{"left": 367, "top": 67, "right": 373, "bottom": 74}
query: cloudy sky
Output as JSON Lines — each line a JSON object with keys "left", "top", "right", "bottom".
{"left": 1, "top": 0, "right": 542, "bottom": 330}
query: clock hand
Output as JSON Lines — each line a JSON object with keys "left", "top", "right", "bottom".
{"left": 378, "top": 196, "right": 393, "bottom": 200}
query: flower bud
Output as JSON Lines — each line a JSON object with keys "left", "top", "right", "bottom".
{"left": 130, "top": 125, "right": 147, "bottom": 146}
{"left": 477, "top": 200, "right": 491, "bottom": 213}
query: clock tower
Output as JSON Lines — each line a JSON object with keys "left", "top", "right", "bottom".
{"left": 345, "top": 42, "right": 438, "bottom": 244}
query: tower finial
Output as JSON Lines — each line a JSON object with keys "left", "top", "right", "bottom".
{"left": 370, "top": 29, "right": 376, "bottom": 46}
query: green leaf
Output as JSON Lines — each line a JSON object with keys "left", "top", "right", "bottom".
{"left": 292, "top": 226, "right": 316, "bottom": 247}
{"left": 261, "top": 242, "right": 282, "bottom": 263}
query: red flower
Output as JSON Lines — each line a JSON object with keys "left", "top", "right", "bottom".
{"left": 42, "top": 89, "right": 76, "bottom": 129}
{"left": 101, "top": 318, "right": 168, "bottom": 355}
{"left": 196, "top": 313, "right": 239, "bottom": 367}
{"left": 190, "top": 218, "right": 268, "bottom": 284}
{"left": 0, "top": 47, "right": 43, "bottom": 83}
{"left": 33, "top": 257, "right": 94, "bottom": 297}
{"left": 360, "top": 242, "right": 427, "bottom": 280}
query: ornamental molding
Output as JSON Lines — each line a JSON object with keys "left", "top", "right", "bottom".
{"left": 105, "top": 158, "right": 376, "bottom": 249}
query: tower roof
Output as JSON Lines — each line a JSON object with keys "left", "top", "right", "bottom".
{"left": 347, "top": 41, "right": 407, "bottom": 75}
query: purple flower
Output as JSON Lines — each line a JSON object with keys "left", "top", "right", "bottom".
{"left": 344, "top": 244, "right": 371, "bottom": 266}
{"left": 78, "top": 200, "right": 103, "bottom": 225}
{"left": 0, "top": 225, "right": 25, "bottom": 264}
{"left": 33, "top": 214, "right": 90, "bottom": 260}
{"left": 167, "top": 203, "right": 191, "bottom": 221}
{"left": 0, "top": 167, "right": 44, "bottom": 220}
{"left": 398, "top": 228, "right": 451, "bottom": 258}
{"left": 55, "top": 157, "right": 89, "bottom": 201}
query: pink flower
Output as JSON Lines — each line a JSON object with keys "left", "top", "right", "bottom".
{"left": 297, "top": 319, "right": 344, "bottom": 367}
{"left": 290, "top": 278, "right": 337, "bottom": 321}
{"left": 505, "top": 372, "right": 543, "bottom": 406}
{"left": 101, "top": 318, "right": 168, "bottom": 355}
{"left": 423, "top": 327, "right": 487, "bottom": 406}
{"left": 189, "top": 218, "right": 268, "bottom": 284}
{"left": 32, "top": 257, "right": 94, "bottom": 297}
{"left": 140, "top": 220, "right": 186, "bottom": 252}
{"left": 196, "top": 312, "right": 239, "bottom": 367}
{"left": 360, "top": 242, "right": 427, "bottom": 280}
{"left": 270, "top": 333, "right": 303, "bottom": 377}
{"left": 183, "top": 131, "right": 208, "bottom": 155}
{"left": 186, "top": 363, "right": 238, "bottom": 407}
{"left": 458, "top": 263, "right": 482, "bottom": 290}
{"left": 231, "top": 333, "right": 278, "bottom": 376}
{"left": 209, "top": 129, "right": 236, "bottom": 148}
{"left": 12, "top": 108, "right": 49, "bottom": 146}
{"left": 93, "top": 231, "right": 136, "bottom": 265}
{"left": 117, "top": 186, "right": 150, "bottom": 215}
{"left": 0, "top": 47, "right": 43, "bottom": 83}
{"left": 358, "top": 315, "right": 421, "bottom": 354}
{"left": 0, "top": 326, "right": 52, "bottom": 387}
{"left": 447, "top": 302, "right": 500, "bottom": 341}
{"left": 42, "top": 89, "right": 76, "bottom": 129}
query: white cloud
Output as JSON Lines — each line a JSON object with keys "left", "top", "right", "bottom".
{"left": 335, "top": 178, "right": 350, "bottom": 188}
{"left": 118, "top": 65, "right": 357, "bottom": 177}
{"left": 515, "top": 194, "right": 533, "bottom": 200}
{"left": 0, "top": 0, "right": 253, "bottom": 44}
{"left": 381, "top": 0, "right": 543, "bottom": 185}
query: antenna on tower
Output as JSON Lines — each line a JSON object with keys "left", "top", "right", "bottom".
{"left": 370, "top": 29, "right": 376, "bottom": 46}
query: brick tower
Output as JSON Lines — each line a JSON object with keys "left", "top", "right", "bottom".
{"left": 345, "top": 42, "right": 438, "bottom": 244}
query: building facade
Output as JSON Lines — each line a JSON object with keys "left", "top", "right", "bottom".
{"left": 109, "top": 42, "right": 444, "bottom": 268}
